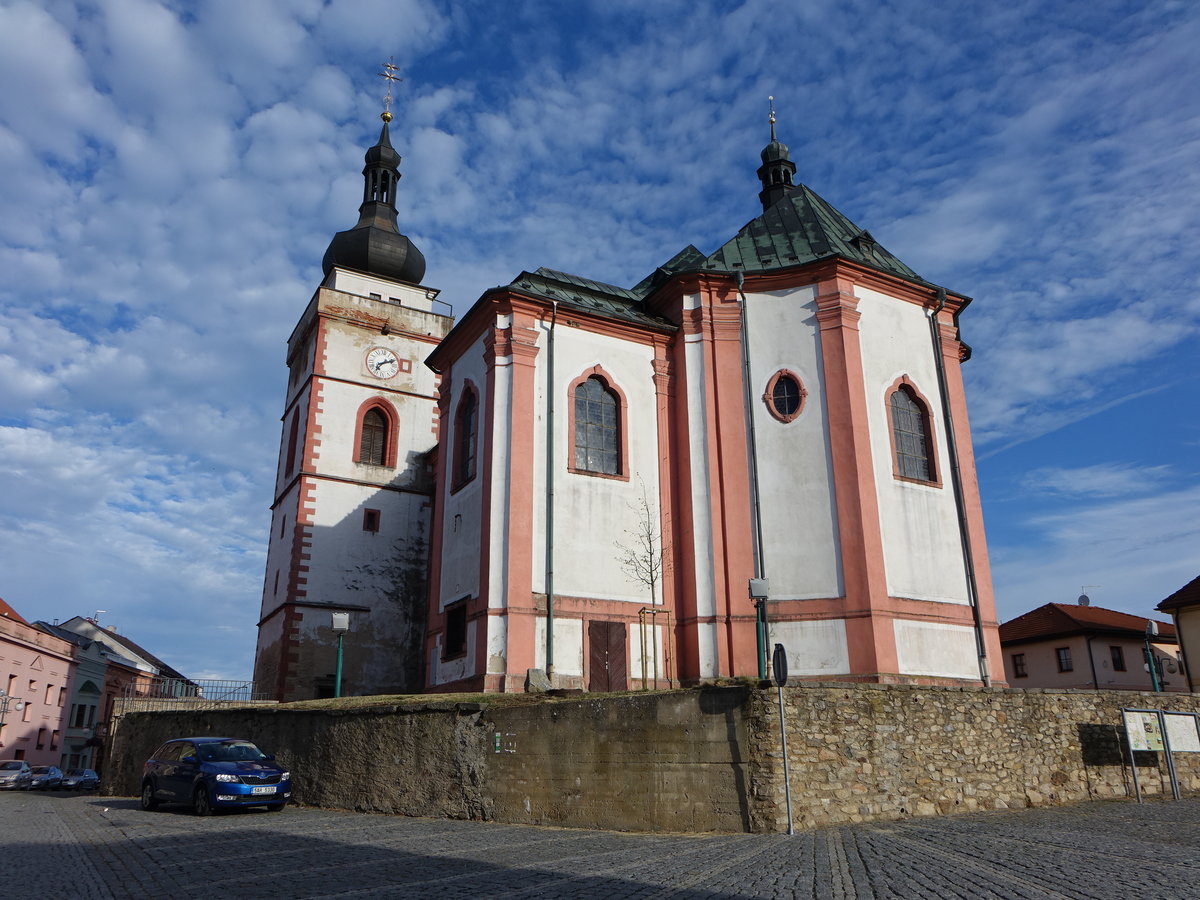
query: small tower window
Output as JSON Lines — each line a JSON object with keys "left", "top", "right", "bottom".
{"left": 359, "top": 408, "right": 388, "bottom": 466}
{"left": 453, "top": 387, "right": 478, "bottom": 489}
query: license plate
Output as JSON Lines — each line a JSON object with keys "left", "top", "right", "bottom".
{"left": 250, "top": 786, "right": 276, "bottom": 795}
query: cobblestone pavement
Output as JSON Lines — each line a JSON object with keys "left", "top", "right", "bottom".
{"left": 2, "top": 791, "right": 1198, "bottom": 899}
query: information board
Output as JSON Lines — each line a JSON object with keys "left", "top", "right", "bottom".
{"left": 1123, "top": 710, "right": 1164, "bottom": 751}
{"left": 1164, "top": 712, "right": 1200, "bottom": 752}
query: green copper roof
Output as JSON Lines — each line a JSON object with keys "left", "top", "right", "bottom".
{"left": 700, "top": 185, "right": 921, "bottom": 281}
{"left": 508, "top": 268, "right": 676, "bottom": 331}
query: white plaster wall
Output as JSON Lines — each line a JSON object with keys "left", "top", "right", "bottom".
{"left": 428, "top": 620, "right": 478, "bottom": 686}
{"left": 437, "top": 331, "right": 488, "bottom": 609}
{"left": 274, "top": 383, "right": 311, "bottom": 496}
{"left": 302, "top": 479, "right": 431, "bottom": 607}
{"left": 326, "top": 268, "right": 440, "bottom": 313}
{"left": 260, "top": 482, "right": 302, "bottom": 619}
{"left": 682, "top": 297, "right": 719, "bottom": 679}
{"left": 768, "top": 619, "right": 851, "bottom": 676}
{"left": 529, "top": 324, "right": 662, "bottom": 604}
{"left": 535, "top": 617, "right": 584, "bottom": 677}
{"left": 856, "top": 287, "right": 968, "bottom": 604}
{"left": 745, "top": 285, "right": 842, "bottom": 599}
{"left": 894, "top": 620, "right": 980, "bottom": 678}
{"left": 629, "top": 620, "right": 669, "bottom": 681}
{"left": 487, "top": 616, "right": 509, "bottom": 675}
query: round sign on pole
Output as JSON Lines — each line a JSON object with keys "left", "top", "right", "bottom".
{"left": 772, "top": 643, "right": 788, "bottom": 687}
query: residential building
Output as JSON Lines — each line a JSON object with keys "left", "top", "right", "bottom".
{"left": 1000, "top": 599, "right": 1186, "bottom": 691}
{"left": 1157, "top": 575, "right": 1200, "bottom": 692}
{"left": 256, "top": 105, "right": 1005, "bottom": 699}
{"left": 0, "top": 598, "right": 73, "bottom": 764}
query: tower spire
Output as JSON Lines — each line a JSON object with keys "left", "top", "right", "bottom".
{"left": 757, "top": 95, "right": 797, "bottom": 212}
{"left": 321, "top": 61, "right": 426, "bottom": 284}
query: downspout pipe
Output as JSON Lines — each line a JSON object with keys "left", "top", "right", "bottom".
{"left": 545, "top": 300, "right": 558, "bottom": 681}
{"left": 929, "top": 288, "right": 991, "bottom": 686}
{"left": 1086, "top": 636, "right": 1100, "bottom": 690}
{"left": 735, "top": 269, "right": 769, "bottom": 680}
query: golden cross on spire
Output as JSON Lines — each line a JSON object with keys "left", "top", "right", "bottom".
{"left": 379, "top": 58, "right": 402, "bottom": 123}
{"left": 768, "top": 95, "right": 777, "bottom": 141}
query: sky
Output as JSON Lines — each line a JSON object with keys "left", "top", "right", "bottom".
{"left": 1, "top": 0, "right": 1197, "bottom": 681}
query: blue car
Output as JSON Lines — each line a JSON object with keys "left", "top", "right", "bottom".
{"left": 140, "top": 737, "right": 292, "bottom": 815}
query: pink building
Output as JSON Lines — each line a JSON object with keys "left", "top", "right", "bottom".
{"left": 0, "top": 599, "right": 74, "bottom": 764}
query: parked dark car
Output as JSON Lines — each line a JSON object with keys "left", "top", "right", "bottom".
{"left": 0, "top": 760, "right": 32, "bottom": 790}
{"left": 141, "top": 737, "right": 292, "bottom": 815}
{"left": 61, "top": 768, "right": 99, "bottom": 791}
{"left": 29, "top": 765, "right": 64, "bottom": 790}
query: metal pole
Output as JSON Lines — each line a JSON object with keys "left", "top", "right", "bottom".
{"left": 334, "top": 632, "right": 344, "bottom": 699}
{"left": 1159, "top": 710, "right": 1181, "bottom": 800}
{"left": 777, "top": 684, "right": 794, "bottom": 835}
{"left": 1145, "top": 627, "right": 1163, "bottom": 692}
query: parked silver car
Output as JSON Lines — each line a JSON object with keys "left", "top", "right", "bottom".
{"left": 29, "top": 765, "right": 64, "bottom": 790}
{"left": 61, "top": 768, "right": 99, "bottom": 790}
{"left": 0, "top": 760, "right": 32, "bottom": 790}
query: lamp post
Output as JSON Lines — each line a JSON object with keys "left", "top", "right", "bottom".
{"left": 331, "top": 612, "right": 350, "bottom": 698}
{"left": 0, "top": 689, "right": 26, "bottom": 734}
{"left": 1145, "top": 620, "right": 1163, "bottom": 693}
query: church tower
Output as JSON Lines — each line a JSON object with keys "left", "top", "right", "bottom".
{"left": 254, "top": 106, "right": 453, "bottom": 701}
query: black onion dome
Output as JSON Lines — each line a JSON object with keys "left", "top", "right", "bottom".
{"left": 761, "top": 139, "right": 790, "bottom": 163}
{"left": 322, "top": 122, "right": 426, "bottom": 285}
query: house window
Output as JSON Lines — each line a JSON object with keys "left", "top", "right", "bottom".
{"left": 1056, "top": 647, "right": 1073, "bottom": 673}
{"left": 1110, "top": 646, "right": 1126, "bottom": 671}
{"left": 37, "top": 727, "right": 46, "bottom": 750}
{"left": 453, "top": 387, "right": 478, "bottom": 489}
{"left": 764, "top": 370, "right": 806, "bottom": 423}
{"left": 72, "top": 704, "right": 87, "bottom": 728}
{"left": 359, "top": 408, "right": 388, "bottom": 465}
{"left": 889, "top": 384, "right": 935, "bottom": 482}
{"left": 45, "top": 684, "right": 54, "bottom": 705}
{"left": 363, "top": 508, "right": 381, "bottom": 533}
{"left": 284, "top": 410, "right": 299, "bottom": 477}
{"left": 574, "top": 376, "right": 619, "bottom": 475}
{"left": 1011, "top": 653, "right": 1027, "bottom": 678}
{"left": 443, "top": 601, "right": 468, "bottom": 659}
{"left": 50, "top": 730, "right": 59, "bottom": 751}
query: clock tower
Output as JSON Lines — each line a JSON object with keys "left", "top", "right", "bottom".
{"left": 254, "top": 113, "right": 453, "bottom": 701}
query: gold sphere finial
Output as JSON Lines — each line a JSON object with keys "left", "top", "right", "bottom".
{"left": 381, "top": 110, "right": 393, "bottom": 123}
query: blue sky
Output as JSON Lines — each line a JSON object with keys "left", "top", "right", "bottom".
{"left": 1, "top": 0, "right": 1197, "bottom": 680}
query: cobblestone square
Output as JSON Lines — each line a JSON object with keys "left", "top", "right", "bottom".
{"left": 2, "top": 791, "right": 1196, "bottom": 898}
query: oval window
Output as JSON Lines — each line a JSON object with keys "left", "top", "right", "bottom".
{"left": 764, "top": 371, "right": 805, "bottom": 423}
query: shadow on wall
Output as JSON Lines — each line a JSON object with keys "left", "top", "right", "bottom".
{"left": 699, "top": 684, "right": 752, "bottom": 832}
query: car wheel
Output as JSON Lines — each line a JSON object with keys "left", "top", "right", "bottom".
{"left": 193, "top": 786, "right": 213, "bottom": 817}
{"left": 266, "top": 802, "right": 286, "bottom": 812}
{"left": 140, "top": 782, "right": 159, "bottom": 811}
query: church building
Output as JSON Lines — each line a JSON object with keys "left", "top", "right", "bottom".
{"left": 254, "top": 105, "right": 1007, "bottom": 700}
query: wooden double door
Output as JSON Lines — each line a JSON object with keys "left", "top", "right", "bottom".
{"left": 588, "top": 621, "right": 628, "bottom": 692}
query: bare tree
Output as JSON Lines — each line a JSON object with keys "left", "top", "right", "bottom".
{"left": 615, "top": 477, "right": 672, "bottom": 686}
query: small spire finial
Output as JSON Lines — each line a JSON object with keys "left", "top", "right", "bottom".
{"left": 768, "top": 95, "right": 777, "bottom": 142}
{"left": 379, "top": 58, "right": 402, "bottom": 123}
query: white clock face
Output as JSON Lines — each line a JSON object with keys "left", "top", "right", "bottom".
{"left": 366, "top": 347, "right": 399, "bottom": 379}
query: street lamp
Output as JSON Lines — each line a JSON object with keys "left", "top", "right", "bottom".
{"left": 1145, "top": 620, "right": 1163, "bottom": 693}
{"left": 0, "top": 689, "right": 26, "bottom": 736}
{"left": 331, "top": 612, "right": 350, "bottom": 698}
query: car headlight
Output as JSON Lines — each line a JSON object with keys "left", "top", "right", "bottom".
{"left": 280, "top": 771, "right": 290, "bottom": 780}
{"left": 214, "top": 774, "right": 239, "bottom": 783}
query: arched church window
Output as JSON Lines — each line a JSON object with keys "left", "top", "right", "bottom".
{"left": 453, "top": 386, "right": 478, "bottom": 489}
{"left": 359, "top": 408, "right": 388, "bottom": 466}
{"left": 888, "top": 383, "right": 935, "bottom": 482}
{"left": 574, "top": 376, "right": 619, "bottom": 475}
{"left": 764, "top": 370, "right": 806, "bottom": 423}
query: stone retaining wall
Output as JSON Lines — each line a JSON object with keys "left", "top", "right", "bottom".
{"left": 105, "top": 685, "right": 1200, "bottom": 833}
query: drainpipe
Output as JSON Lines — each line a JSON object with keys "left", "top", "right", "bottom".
{"left": 735, "top": 269, "right": 769, "bottom": 680}
{"left": 1085, "top": 636, "right": 1100, "bottom": 690}
{"left": 928, "top": 288, "right": 990, "bottom": 686}
{"left": 545, "top": 301, "right": 558, "bottom": 682}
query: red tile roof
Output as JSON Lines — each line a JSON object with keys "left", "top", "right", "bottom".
{"left": 1000, "top": 602, "right": 1176, "bottom": 645}
{"left": 1157, "top": 575, "right": 1200, "bottom": 612}
{"left": 0, "top": 597, "right": 29, "bottom": 625}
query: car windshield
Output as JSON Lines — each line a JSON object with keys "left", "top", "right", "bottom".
{"left": 31, "top": 767, "right": 49, "bottom": 774}
{"left": 198, "top": 741, "right": 266, "bottom": 762}
{"left": 66, "top": 769, "right": 86, "bottom": 776}
{"left": 1, "top": 762, "right": 22, "bottom": 770}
